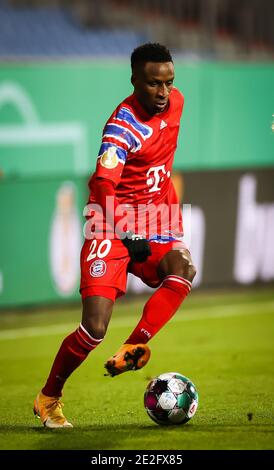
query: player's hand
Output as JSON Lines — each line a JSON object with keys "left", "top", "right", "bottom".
{"left": 121, "top": 231, "right": 151, "bottom": 263}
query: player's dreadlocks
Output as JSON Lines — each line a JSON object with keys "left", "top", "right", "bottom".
{"left": 131, "top": 43, "right": 173, "bottom": 71}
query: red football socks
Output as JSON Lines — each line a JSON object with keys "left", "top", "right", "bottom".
{"left": 125, "top": 275, "right": 192, "bottom": 344}
{"left": 42, "top": 324, "right": 103, "bottom": 397}
{"left": 41, "top": 276, "right": 191, "bottom": 395}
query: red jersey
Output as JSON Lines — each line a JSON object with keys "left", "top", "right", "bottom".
{"left": 87, "top": 87, "right": 184, "bottom": 239}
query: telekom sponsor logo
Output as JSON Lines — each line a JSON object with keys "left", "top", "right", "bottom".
{"left": 146, "top": 165, "right": 170, "bottom": 192}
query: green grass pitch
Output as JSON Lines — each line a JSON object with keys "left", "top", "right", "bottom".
{"left": 0, "top": 287, "right": 273, "bottom": 450}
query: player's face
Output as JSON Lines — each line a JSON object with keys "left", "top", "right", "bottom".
{"left": 132, "top": 61, "right": 174, "bottom": 115}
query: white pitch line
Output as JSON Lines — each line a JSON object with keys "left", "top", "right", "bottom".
{"left": 0, "top": 300, "right": 273, "bottom": 341}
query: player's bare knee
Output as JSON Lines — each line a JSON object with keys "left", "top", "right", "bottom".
{"left": 160, "top": 249, "right": 197, "bottom": 283}
{"left": 177, "top": 254, "right": 197, "bottom": 282}
{"left": 82, "top": 296, "right": 113, "bottom": 339}
{"left": 185, "top": 263, "right": 196, "bottom": 282}
{"left": 90, "top": 323, "right": 107, "bottom": 340}
{"left": 82, "top": 307, "right": 110, "bottom": 339}
{"left": 82, "top": 317, "right": 107, "bottom": 340}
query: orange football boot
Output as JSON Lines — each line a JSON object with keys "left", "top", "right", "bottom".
{"left": 104, "top": 343, "right": 151, "bottom": 377}
{"left": 33, "top": 391, "right": 73, "bottom": 428}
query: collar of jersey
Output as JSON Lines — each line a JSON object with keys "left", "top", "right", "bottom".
{"left": 132, "top": 92, "right": 172, "bottom": 122}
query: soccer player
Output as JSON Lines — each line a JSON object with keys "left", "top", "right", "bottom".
{"left": 34, "top": 43, "right": 196, "bottom": 428}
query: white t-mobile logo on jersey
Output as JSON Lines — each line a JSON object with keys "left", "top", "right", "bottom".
{"left": 146, "top": 165, "right": 170, "bottom": 192}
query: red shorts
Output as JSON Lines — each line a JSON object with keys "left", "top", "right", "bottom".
{"left": 80, "top": 237, "right": 187, "bottom": 302}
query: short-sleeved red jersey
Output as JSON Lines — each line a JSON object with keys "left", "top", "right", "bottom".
{"left": 87, "top": 87, "right": 184, "bottom": 239}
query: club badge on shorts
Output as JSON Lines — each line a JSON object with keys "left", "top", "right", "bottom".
{"left": 100, "top": 146, "right": 118, "bottom": 169}
{"left": 90, "top": 260, "right": 107, "bottom": 277}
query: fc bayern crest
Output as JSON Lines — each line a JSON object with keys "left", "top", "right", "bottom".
{"left": 90, "top": 260, "right": 107, "bottom": 277}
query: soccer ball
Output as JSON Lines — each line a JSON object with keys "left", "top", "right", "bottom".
{"left": 144, "top": 372, "right": 199, "bottom": 425}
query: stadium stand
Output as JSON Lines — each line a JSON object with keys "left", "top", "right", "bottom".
{"left": 0, "top": 0, "right": 149, "bottom": 58}
{"left": 0, "top": 0, "right": 273, "bottom": 60}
